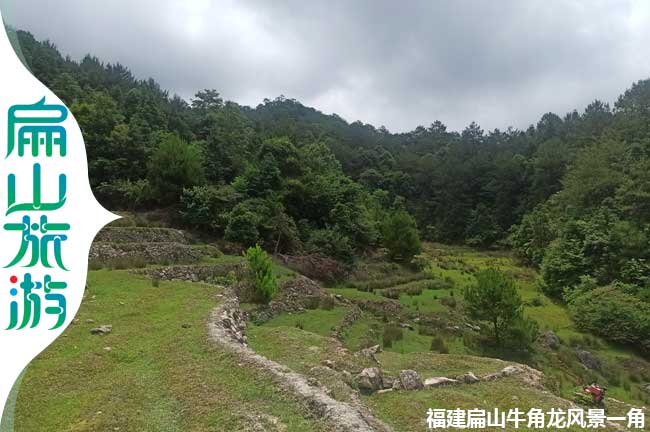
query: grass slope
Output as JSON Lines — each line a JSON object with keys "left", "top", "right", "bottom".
{"left": 13, "top": 270, "right": 326, "bottom": 432}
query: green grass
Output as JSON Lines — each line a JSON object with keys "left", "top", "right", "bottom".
{"left": 13, "top": 270, "right": 326, "bottom": 432}
{"left": 340, "top": 313, "right": 381, "bottom": 351}
{"left": 326, "top": 287, "right": 384, "bottom": 301}
{"left": 364, "top": 377, "right": 590, "bottom": 432}
{"left": 256, "top": 307, "right": 350, "bottom": 337}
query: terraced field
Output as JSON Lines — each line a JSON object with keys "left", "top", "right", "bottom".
{"left": 8, "top": 223, "right": 650, "bottom": 431}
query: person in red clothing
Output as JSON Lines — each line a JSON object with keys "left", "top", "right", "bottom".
{"left": 584, "top": 383, "right": 606, "bottom": 406}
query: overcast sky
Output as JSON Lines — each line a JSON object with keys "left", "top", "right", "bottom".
{"left": 3, "top": 0, "right": 650, "bottom": 132}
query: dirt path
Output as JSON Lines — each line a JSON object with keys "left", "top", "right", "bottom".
{"left": 207, "top": 290, "right": 393, "bottom": 432}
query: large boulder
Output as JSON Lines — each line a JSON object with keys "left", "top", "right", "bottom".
{"left": 398, "top": 370, "right": 424, "bottom": 390}
{"left": 382, "top": 375, "right": 397, "bottom": 390}
{"left": 354, "top": 367, "right": 383, "bottom": 393}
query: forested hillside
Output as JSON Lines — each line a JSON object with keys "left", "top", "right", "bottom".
{"left": 14, "top": 29, "right": 650, "bottom": 355}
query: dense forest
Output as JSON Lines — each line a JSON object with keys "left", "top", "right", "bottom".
{"left": 14, "top": 30, "right": 650, "bottom": 354}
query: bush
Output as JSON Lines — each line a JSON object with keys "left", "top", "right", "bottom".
{"left": 382, "top": 325, "right": 403, "bottom": 348}
{"left": 319, "top": 297, "right": 335, "bottom": 310}
{"left": 568, "top": 285, "right": 650, "bottom": 352}
{"left": 179, "top": 185, "right": 239, "bottom": 233}
{"left": 430, "top": 337, "right": 449, "bottom": 354}
{"left": 245, "top": 245, "right": 278, "bottom": 304}
{"left": 440, "top": 296, "right": 457, "bottom": 308}
{"left": 306, "top": 228, "right": 354, "bottom": 264}
{"left": 96, "top": 179, "right": 151, "bottom": 210}
{"left": 225, "top": 210, "right": 260, "bottom": 246}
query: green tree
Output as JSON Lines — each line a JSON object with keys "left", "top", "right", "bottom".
{"left": 464, "top": 268, "right": 536, "bottom": 348}
{"left": 245, "top": 245, "right": 278, "bottom": 304}
{"left": 147, "top": 133, "right": 205, "bottom": 205}
{"left": 381, "top": 211, "right": 421, "bottom": 262}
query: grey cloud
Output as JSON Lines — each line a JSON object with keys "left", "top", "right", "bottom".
{"left": 3, "top": 0, "right": 650, "bottom": 132}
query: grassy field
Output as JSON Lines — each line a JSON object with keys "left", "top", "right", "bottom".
{"left": 11, "top": 270, "right": 326, "bottom": 432}
{"left": 248, "top": 319, "right": 641, "bottom": 431}
{"left": 321, "top": 243, "right": 650, "bottom": 408}
{"left": 9, "top": 240, "right": 650, "bottom": 431}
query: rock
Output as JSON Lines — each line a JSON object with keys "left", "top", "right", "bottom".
{"left": 424, "top": 377, "right": 459, "bottom": 388}
{"left": 335, "top": 294, "right": 344, "bottom": 301}
{"left": 357, "top": 344, "right": 382, "bottom": 363}
{"left": 377, "top": 388, "right": 393, "bottom": 394}
{"left": 576, "top": 350, "right": 602, "bottom": 370}
{"left": 541, "top": 330, "right": 560, "bottom": 349}
{"left": 482, "top": 365, "right": 525, "bottom": 381}
{"left": 382, "top": 375, "right": 397, "bottom": 389}
{"left": 322, "top": 359, "right": 336, "bottom": 369}
{"left": 643, "top": 383, "right": 650, "bottom": 394}
{"left": 355, "top": 367, "right": 383, "bottom": 393}
{"left": 90, "top": 325, "right": 112, "bottom": 335}
{"left": 398, "top": 370, "right": 424, "bottom": 390}
{"left": 456, "top": 372, "right": 480, "bottom": 384}
{"left": 85, "top": 319, "right": 95, "bottom": 324}
{"left": 465, "top": 323, "right": 481, "bottom": 331}
{"left": 501, "top": 366, "right": 522, "bottom": 376}
{"left": 103, "top": 347, "right": 112, "bottom": 352}
{"left": 400, "top": 323, "right": 414, "bottom": 331}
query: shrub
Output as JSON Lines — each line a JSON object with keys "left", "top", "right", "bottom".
{"left": 440, "top": 296, "right": 457, "bottom": 309}
{"left": 430, "top": 337, "right": 449, "bottom": 354}
{"left": 244, "top": 245, "right": 278, "bottom": 304}
{"left": 96, "top": 179, "right": 152, "bottom": 210}
{"left": 179, "top": 185, "right": 239, "bottom": 233}
{"left": 319, "top": 296, "right": 335, "bottom": 310}
{"left": 382, "top": 325, "right": 403, "bottom": 348}
{"left": 568, "top": 285, "right": 650, "bottom": 352}
{"left": 306, "top": 228, "right": 354, "bottom": 264}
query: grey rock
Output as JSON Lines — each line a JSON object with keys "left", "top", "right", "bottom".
{"left": 357, "top": 344, "right": 382, "bottom": 363}
{"left": 91, "top": 325, "right": 112, "bottom": 335}
{"left": 398, "top": 370, "right": 424, "bottom": 390}
{"left": 355, "top": 367, "right": 383, "bottom": 393}
{"left": 382, "top": 375, "right": 397, "bottom": 389}
{"left": 576, "top": 350, "right": 602, "bottom": 370}
{"left": 423, "top": 377, "right": 459, "bottom": 388}
{"left": 456, "top": 372, "right": 480, "bottom": 384}
{"left": 541, "top": 330, "right": 560, "bottom": 349}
